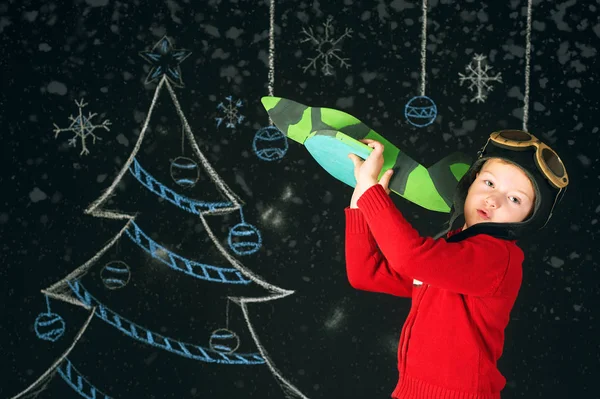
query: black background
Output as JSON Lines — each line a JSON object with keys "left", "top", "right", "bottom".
{"left": 2, "top": 0, "right": 599, "bottom": 398}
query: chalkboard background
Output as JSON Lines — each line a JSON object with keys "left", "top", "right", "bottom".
{"left": 2, "top": 0, "right": 599, "bottom": 398}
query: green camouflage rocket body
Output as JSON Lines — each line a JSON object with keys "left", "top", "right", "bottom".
{"left": 261, "top": 96, "right": 471, "bottom": 213}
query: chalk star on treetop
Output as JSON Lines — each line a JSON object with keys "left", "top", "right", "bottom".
{"left": 139, "top": 36, "right": 192, "bottom": 87}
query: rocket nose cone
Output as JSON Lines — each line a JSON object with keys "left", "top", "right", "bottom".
{"left": 260, "top": 96, "right": 282, "bottom": 111}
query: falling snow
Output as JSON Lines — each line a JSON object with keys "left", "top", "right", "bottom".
{"left": 3, "top": 1, "right": 599, "bottom": 397}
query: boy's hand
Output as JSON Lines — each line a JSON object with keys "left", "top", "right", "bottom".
{"left": 348, "top": 139, "right": 394, "bottom": 207}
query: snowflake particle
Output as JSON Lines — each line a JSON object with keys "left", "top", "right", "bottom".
{"left": 458, "top": 54, "right": 502, "bottom": 103}
{"left": 215, "top": 96, "right": 245, "bottom": 129}
{"left": 52, "top": 99, "right": 111, "bottom": 155}
{"left": 300, "top": 16, "right": 353, "bottom": 76}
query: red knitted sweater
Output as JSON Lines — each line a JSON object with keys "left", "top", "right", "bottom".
{"left": 345, "top": 184, "right": 524, "bottom": 398}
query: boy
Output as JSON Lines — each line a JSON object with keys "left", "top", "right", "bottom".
{"left": 345, "top": 130, "right": 568, "bottom": 398}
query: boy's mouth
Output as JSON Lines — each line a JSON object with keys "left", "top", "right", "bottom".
{"left": 477, "top": 209, "right": 490, "bottom": 219}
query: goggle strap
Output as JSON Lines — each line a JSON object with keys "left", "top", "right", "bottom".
{"left": 543, "top": 187, "right": 565, "bottom": 228}
{"left": 477, "top": 138, "right": 491, "bottom": 159}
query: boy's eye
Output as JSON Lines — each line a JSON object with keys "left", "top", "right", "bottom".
{"left": 484, "top": 180, "right": 521, "bottom": 204}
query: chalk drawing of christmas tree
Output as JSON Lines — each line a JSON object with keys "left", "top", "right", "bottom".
{"left": 13, "top": 36, "right": 308, "bottom": 399}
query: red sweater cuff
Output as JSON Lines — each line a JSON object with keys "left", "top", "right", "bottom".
{"left": 356, "top": 184, "right": 395, "bottom": 219}
{"left": 344, "top": 207, "right": 370, "bottom": 234}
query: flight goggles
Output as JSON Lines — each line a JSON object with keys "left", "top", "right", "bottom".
{"left": 480, "top": 130, "right": 569, "bottom": 190}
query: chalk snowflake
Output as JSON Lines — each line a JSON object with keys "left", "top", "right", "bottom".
{"left": 215, "top": 96, "right": 245, "bottom": 129}
{"left": 300, "top": 16, "right": 353, "bottom": 76}
{"left": 458, "top": 54, "right": 502, "bottom": 103}
{"left": 52, "top": 99, "right": 111, "bottom": 155}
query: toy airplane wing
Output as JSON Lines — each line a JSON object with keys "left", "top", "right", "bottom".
{"left": 261, "top": 96, "right": 472, "bottom": 213}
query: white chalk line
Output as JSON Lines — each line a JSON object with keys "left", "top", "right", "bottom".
{"left": 10, "top": 309, "right": 96, "bottom": 399}
{"left": 523, "top": 0, "right": 532, "bottom": 131}
{"left": 420, "top": 0, "right": 428, "bottom": 96}
{"left": 268, "top": 0, "right": 275, "bottom": 99}
{"left": 236, "top": 300, "right": 309, "bottom": 399}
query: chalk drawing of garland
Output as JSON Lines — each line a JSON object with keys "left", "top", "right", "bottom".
{"left": 12, "top": 34, "right": 308, "bottom": 399}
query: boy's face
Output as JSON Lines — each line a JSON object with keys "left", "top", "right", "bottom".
{"left": 462, "top": 158, "right": 536, "bottom": 230}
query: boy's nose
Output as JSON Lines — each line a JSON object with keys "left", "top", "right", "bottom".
{"left": 485, "top": 196, "right": 498, "bottom": 208}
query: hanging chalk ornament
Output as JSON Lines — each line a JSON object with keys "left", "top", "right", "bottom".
{"left": 101, "top": 261, "right": 131, "bottom": 290}
{"left": 228, "top": 222, "right": 262, "bottom": 256}
{"left": 252, "top": 126, "right": 289, "bottom": 161}
{"left": 403, "top": 1, "right": 438, "bottom": 128}
{"left": 34, "top": 312, "right": 66, "bottom": 342}
{"left": 404, "top": 95, "right": 437, "bottom": 127}
{"left": 170, "top": 156, "right": 200, "bottom": 187}
{"left": 209, "top": 328, "right": 240, "bottom": 354}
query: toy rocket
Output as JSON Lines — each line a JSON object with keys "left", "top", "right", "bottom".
{"left": 260, "top": 96, "right": 472, "bottom": 213}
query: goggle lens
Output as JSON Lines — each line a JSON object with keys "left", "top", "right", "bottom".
{"left": 542, "top": 147, "right": 565, "bottom": 178}
{"left": 499, "top": 130, "right": 531, "bottom": 141}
